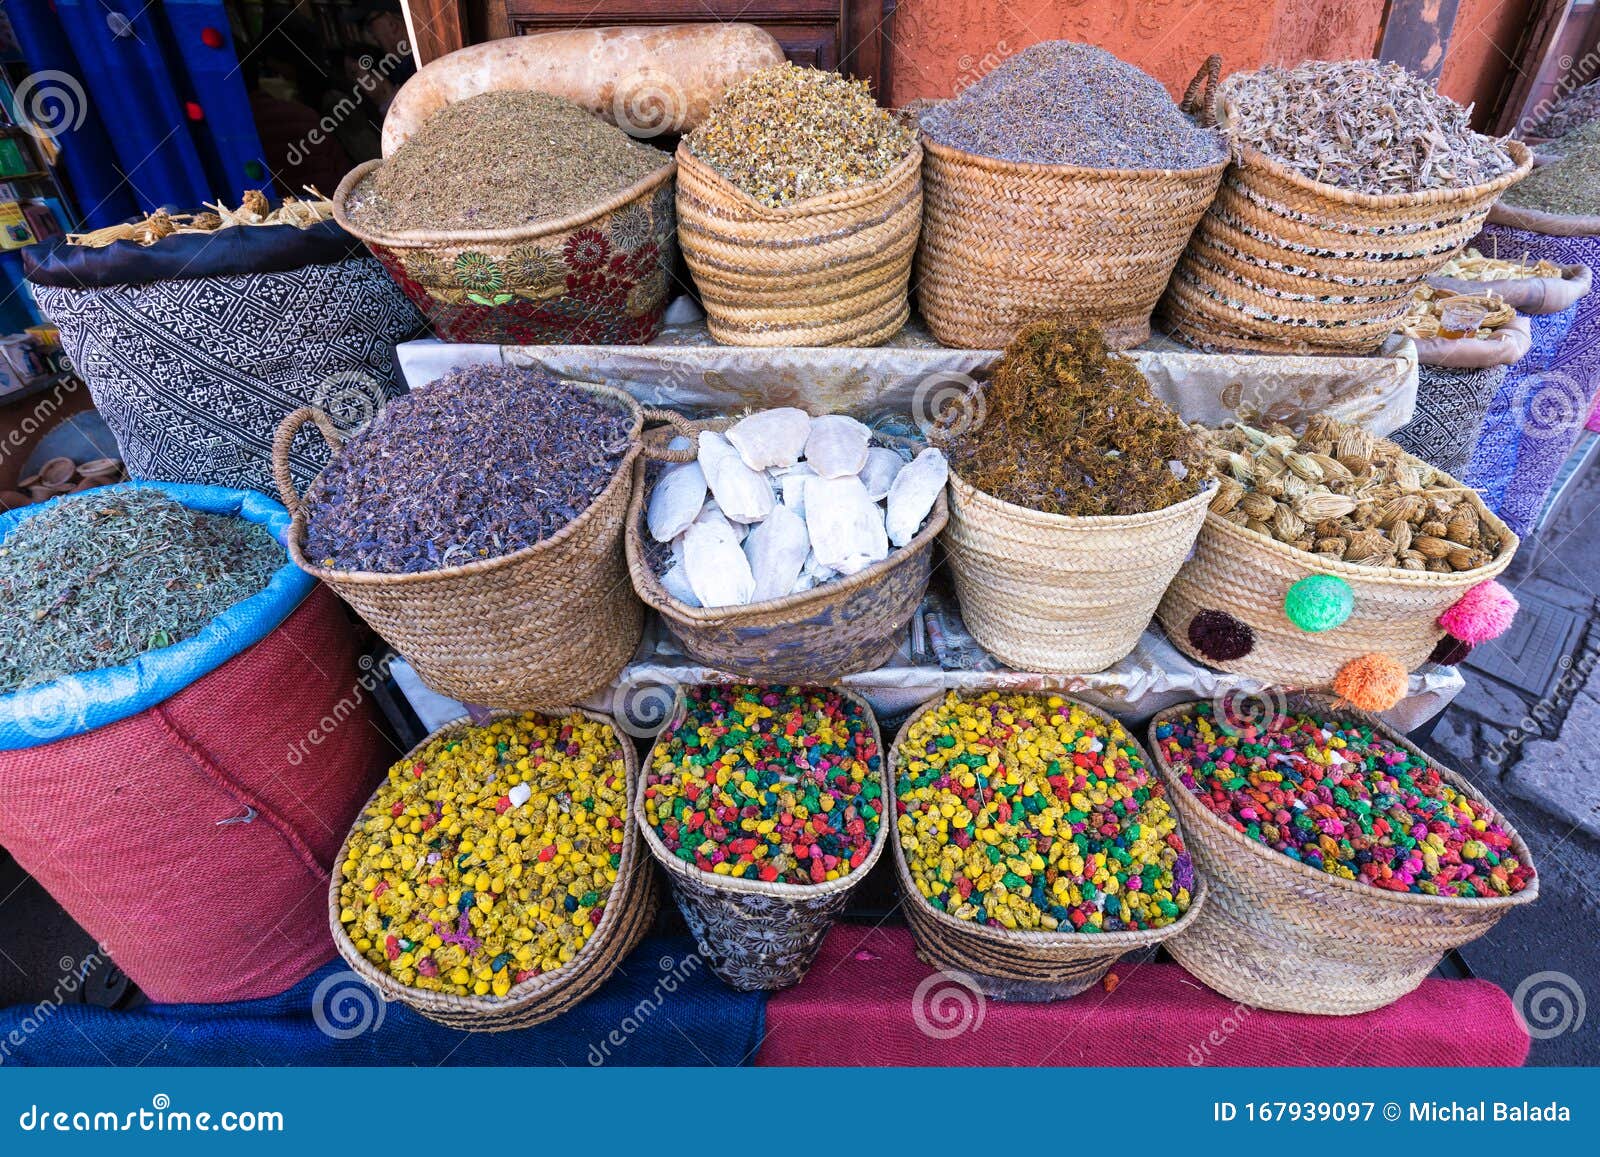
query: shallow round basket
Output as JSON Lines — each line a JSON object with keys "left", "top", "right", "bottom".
{"left": 887, "top": 692, "right": 1208, "bottom": 1001}
{"left": 272, "top": 391, "right": 646, "bottom": 709}
{"left": 328, "top": 708, "right": 657, "bottom": 1031}
{"left": 334, "top": 157, "right": 678, "bottom": 345}
{"left": 625, "top": 418, "right": 947, "bottom": 681}
{"left": 637, "top": 686, "right": 889, "bottom": 991}
{"left": 942, "top": 472, "right": 1214, "bottom": 674}
{"left": 915, "top": 134, "right": 1226, "bottom": 350}
{"left": 1159, "top": 125, "right": 1532, "bottom": 355}
{"left": 1148, "top": 694, "right": 1538, "bottom": 1014}
{"left": 675, "top": 140, "right": 923, "bottom": 347}
{"left": 1156, "top": 459, "right": 1518, "bottom": 686}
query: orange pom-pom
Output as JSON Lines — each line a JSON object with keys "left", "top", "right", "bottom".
{"left": 1333, "top": 653, "right": 1409, "bottom": 712}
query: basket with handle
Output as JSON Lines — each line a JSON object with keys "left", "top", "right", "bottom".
{"left": 887, "top": 691, "right": 1208, "bottom": 1001}
{"left": 272, "top": 385, "right": 649, "bottom": 709}
{"left": 1147, "top": 694, "right": 1538, "bottom": 1014}
{"left": 328, "top": 707, "right": 657, "bottom": 1031}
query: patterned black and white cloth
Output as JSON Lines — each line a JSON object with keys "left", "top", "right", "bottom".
{"left": 1391, "top": 363, "right": 1507, "bottom": 479}
{"left": 31, "top": 246, "right": 424, "bottom": 497}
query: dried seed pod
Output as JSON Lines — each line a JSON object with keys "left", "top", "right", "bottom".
{"left": 1222, "top": 509, "right": 1251, "bottom": 526}
{"left": 1246, "top": 517, "right": 1272, "bottom": 536}
{"left": 1448, "top": 546, "right": 1490, "bottom": 571}
{"left": 1296, "top": 492, "right": 1359, "bottom": 520}
{"left": 1272, "top": 505, "right": 1307, "bottom": 541}
{"left": 1316, "top": 536, "right": 1349, "bottom": 554}
{"left": 1377, "top": 495, "right": 1423, "bottom": 528}
{"left": 1419, "top": 521, "right": 1448, "bottom": 539}
{"left": 1257, "top": 477, "right": 1287, "bottom": 499}
{"left": 1336, "top": 426, "right": 1376, "bottom": 461}
{"left": 1285, "top": 452, "right": 1325, "bottom": 482}
{"left": 1307, "top": 453, "right": 1354, "bottom": 483}
{"left": 1415, "top": 535, "right": 1451, "bottom": 560}
{"left": 1239, "top": 492, "right": 1278, "bottom": 521}
{"left": 1426, "top": 558, "right": 1452, "bottom": 574}
{"left": 1446, "top": 505, "right": 1481, "bottom": 543}
{"left": 1346, "top": 528, "right": 1390, "bottom": 559}
{"left": 1315, "top": 550, "right": 1346, "bottom": 565}
{"left": 1211, "top": 476, "right": 1245, "bottom": 514}
{"left": 1400, "top": 554, "right": 1427, "bottom": 571}
{"left": 1389, "top": 520, "right": 1412, "bottom": 555}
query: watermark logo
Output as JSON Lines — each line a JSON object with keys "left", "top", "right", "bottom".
{"left": 1513, "top": 971, "right": 1586, "bottom": 1040}
{"left": 611, "top": 67, "right": 688, "bottom": 139}
{"left": 311, "top": 970, "right": 386, "bottom": 1040}
{"left": 1511, "top": 371, "right": 1586, "bottom": 444}
{"left": 1209, "top": 686, "right": 1287, "bottom": 738}
{"left": 4, "top": 673, "right": 91, "bottom": 742}
{"left": 313, "top": 371, "right": 390, "bottom": 437}
{"left": 911, "top": 370, "right": 985, "bottom": 442}
{"left": 610, "top": 679, "right": 677, "bottom": 739}
{"left": 13, "top": 71, "right": 88, "bottom": 140}
{"left": 911, "top": 969, "right": 987, "bottom": 1039}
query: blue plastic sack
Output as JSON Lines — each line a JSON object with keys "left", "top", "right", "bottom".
{"left": 0, "top": 481, "right": 314, "bottom": 751}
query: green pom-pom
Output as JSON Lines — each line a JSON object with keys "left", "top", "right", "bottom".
{"left": 1285, "top": 574, "right": 1353, "bottom": 633}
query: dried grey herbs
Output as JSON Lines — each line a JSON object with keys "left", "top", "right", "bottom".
{"left": 1219, "top": 61, "right": 1517, "bottom": 195}
{"left": 1527, "top": 80, "right": 1600, "bottom": 141}
{"left": 688, "top": 63, "right": 915, "bottom": 207}
{"left": 348, "top": 91, "right": 669, "bottom": 233}
{"left": 0, "top": 490, "right": 282, "bottom": 692}
{"left": 303, "top": 365, "right": 634, "bottom": 574}
{"left": 920, "top": 41, "right": 1226, "bottom": 170}
{"left": 1502, "top": 139, "right": 1600, "bottom": 216}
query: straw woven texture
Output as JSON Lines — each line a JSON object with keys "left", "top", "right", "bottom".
{"left": 674, "top": 141, "right": 923, "bottom": 347}
{"left": 1157, "top": 486, "right": 1518, "bottom": 686}
{"left": 1148, "top": 694, "right": 1538, "bottom": 1014}
{"left": 915, "top": 135, "right": 1226, "bottom": 350}
{"left": 637, "top": 687, "right": 888, "bottom": 991}
{"left": 625, "top": 418, "right": 946, "bottom": 681}
{"left": 273, "top": 390, "right": 646, "bottom": 710}
{"left": 888, "top": 693, "right": 1208, "bottom": 1001}
{"left": 942, "top": 473, "right": 1214, "bottom": 674}
{"left": 327, "top": 708, "right": 656, "bottom": 1031}
{"left": 1160, "top": 132, "right": 1532, "bottom": 354}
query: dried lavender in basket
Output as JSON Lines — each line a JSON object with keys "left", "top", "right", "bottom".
{"left": 303, "top": 365, "right": 634, "bottom": 574}
{"left": 0, "top": 489, "right": 282, "bottom": 693}
{"left": 919, "top": 41, "right": 1226, "bottom": 170}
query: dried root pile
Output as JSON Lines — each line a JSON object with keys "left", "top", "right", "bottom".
{"left": 67, "top": 190, "right": 334, "bottom": 248}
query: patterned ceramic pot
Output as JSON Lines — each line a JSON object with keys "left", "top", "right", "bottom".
{"left": 335, "top": 159, "right": 678, "bottom": 345}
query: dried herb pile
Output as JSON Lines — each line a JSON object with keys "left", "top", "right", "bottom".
{"left": 0, "top": 490, "right": 282, "bottom": 693}
{"left": 1204, "top": 416, "right": 1512, "bottom": 572}
{"left": 1528, "top": 79, "right": 1600, "bottom": 140}
{"left": 1219, "top": 61, "right": 1517, "bottom": 195}
{"left": 303, "top": 365, "right": 634, "bottom": 574}
{"left": 688, "top": 63, "right": 915, "bottom": 207}
{"left": 1502, "top": 139, "right": 1600, "bottom": 216}
{"left": 921, "top": 41, "right": 1226, "bottom": 170}
{"left": 1547, "top": 116, "right": 1600, "bottom": 153}
{"left": 348, "top": 91, "right": 668, "bottom": 233}
{"left": 941, "top": 322, "right": 1207, "bottom": 517}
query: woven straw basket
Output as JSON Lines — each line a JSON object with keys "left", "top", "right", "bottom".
{"left": 674, "top": 140, "right": 923, "bottom": 347}
{"left": 942, "top": 472, "right": 1215, "bottom": 674}
{"left": 1160, "top": 120, "right": 1532, "bottom": 354}
{"left": 273, "top": 390, "right": 646, "bottom": 709}
{"left": 888, "top": 692, "right": 1208, "bottom": 1000}
{"left": 625, "top": 418, "right": 947, "bottom": 681}
{"left": 637, "top": 687, "right": 889, "bottom": 991}
{"left": 328, "top": 708, "right": 657, "bottom": 1031}
{"left": 915, "top": 134, "right": 1226, "bottom": 350}
{"left": 335, "top": 158, "right": 678, "bottom": 345}
{"left": 1157, "top": 480, "right": 1518, "bottom": 687}
{"left": 1148, "top": 695, "right": 1538, "bottom": 1014}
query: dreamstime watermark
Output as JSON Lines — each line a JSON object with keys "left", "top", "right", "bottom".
{"left": 312, "top": 370, "right": 392, "bottom": 437}
{"left": 1518, "top": 51, "right": 1600, "bottom": 137}
{"left": 1, "top": 672, "right": 96, "bottom": 743}
{"left": 1209, "top": 685, "right": 1288, "bottom": 739}
{"left": 16, "top": 1095, "right": 284, "bottom": 1133}
{"left": 1510, "top": 371, "right": 1588, "bottom": 444}
{"left": 612, "top": 67, "right": 688, "bottom": 138}
{"left": 911, "top": 969, "right": 987, "bottom": 1039}
{"left": 609, "top": 678, "right": 678, "bottom": 739}
{"left": 285, "top": 44, "right": 411, "bottom": 169}
{"left": 911, "top": 370, "right": 985, "bottom": 442}
{"left": 286, "top": 651, "right": 395, "bottom": 766}
{"left": 0, "top": 950, "right": 106, "bottom": 1066}
{"left": 0, "top": 374, "right": 89, "bottom": 469}
{"left": 1512, "top": 971, "right": 1586, "bottom": 1040}
{"left": 310, "top": 970, "right": 387, "bottom": 1041}
{"left": 1484, "top": 649, "right": 1599, "bottom": 768}
{"left": 953, "top": 41, "right": 1015, "bottom": 95}
{"left": 586, "top": 952, "right": 703, "bottom": 1064}
{"left": 12, "top": 70, "right": 88, "bottom": 142}
{"left": 1186, "top": 1000, "right": 1255, "bottom": 1065}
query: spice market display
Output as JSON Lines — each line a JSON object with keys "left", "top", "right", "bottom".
{"left": 8, "top": 19, "right": 1592, "bottom": 1072}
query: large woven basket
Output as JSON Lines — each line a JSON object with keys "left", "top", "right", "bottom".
{"left": 1157, "top": 469, "right": 1518, "bottom": 686}
{"left": 625, "top": 418, "right": 946, "bottom": 681}
{"left": 674, "top": 140, "right": 923, "bottom": 347}
{"left": 915, "top": 135, "right": 1226, "bottom": 350}
{"left": 942, "top": 472, "right": 1215, "bottom": 674}
{"left": 637, "top": 686, "right": 889, "bottom": 991}
{"left": 328, "top": 708, "right": 657, "bottom": 1031}
{"left": 334, "top": 157, "right": 677, "bottom": 345}
{"left": 888, "top": 692, "right": 1208, "bottom": 1001}
{"left": 1160, "top": 118, "right": 1532, "bottom": 354}
{"left": 272, "top": 390, "right": 647, "bottom": 709}
{"left": 1148, "top": 695, "right": 1538, "bottom": 1014}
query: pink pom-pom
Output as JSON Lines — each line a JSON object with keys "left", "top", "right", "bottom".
{"left": 1439, "top": 580, "right": 1518, "bottom": 644}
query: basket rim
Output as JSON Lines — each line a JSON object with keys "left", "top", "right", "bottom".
{"left": 1146, "top": 694, "right": 1540, "bottom": 913}
{"left": 948, "top": 469, "right": 1219, "bottom": 530}
{"left": 332, "top": 156, "right": 678, "bottom": 248}
{"left": 285, "top": 380, "right": 644, "bottom": 586}
{"left": 635, "top": 685, "right": 891, "bottom": 899}
{"left": 625, "top": 420, "right": 949, "bottom": 623}
{"left": 1214, "top": 99, "right": 1533, "bottom": 208}
{"left": 326, "top": 706, "right": 647, "bottom": 1016}
{"left": 918, "top": 129, "right": 1229, "bottom": 181}
{"left": 675, "top": 138, "right": 924, "bottom": 222}
{"left": 886, "top": 690, "right": 1211, "bottom": 951}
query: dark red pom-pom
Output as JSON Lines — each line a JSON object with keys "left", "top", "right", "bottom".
{"left": 1429, "top": 635, "right": 1473, "bottom": 667}
{"left": 1188, "top": 609, "right": 1255, "bottom": 662}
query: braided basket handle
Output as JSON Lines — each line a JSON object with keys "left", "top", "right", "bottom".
{"left": 273, "top": 406, "right": 345, "bottom": 518}
{"left": 640, "top": 407, "right": 702, "bottom": 463}
{"left": 1182, "top": 54, "right": 1223, "bottom": 128}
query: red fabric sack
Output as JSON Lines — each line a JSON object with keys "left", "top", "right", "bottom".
{"left": 0, "top": 588, "right": 385, "bottom": 1003}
